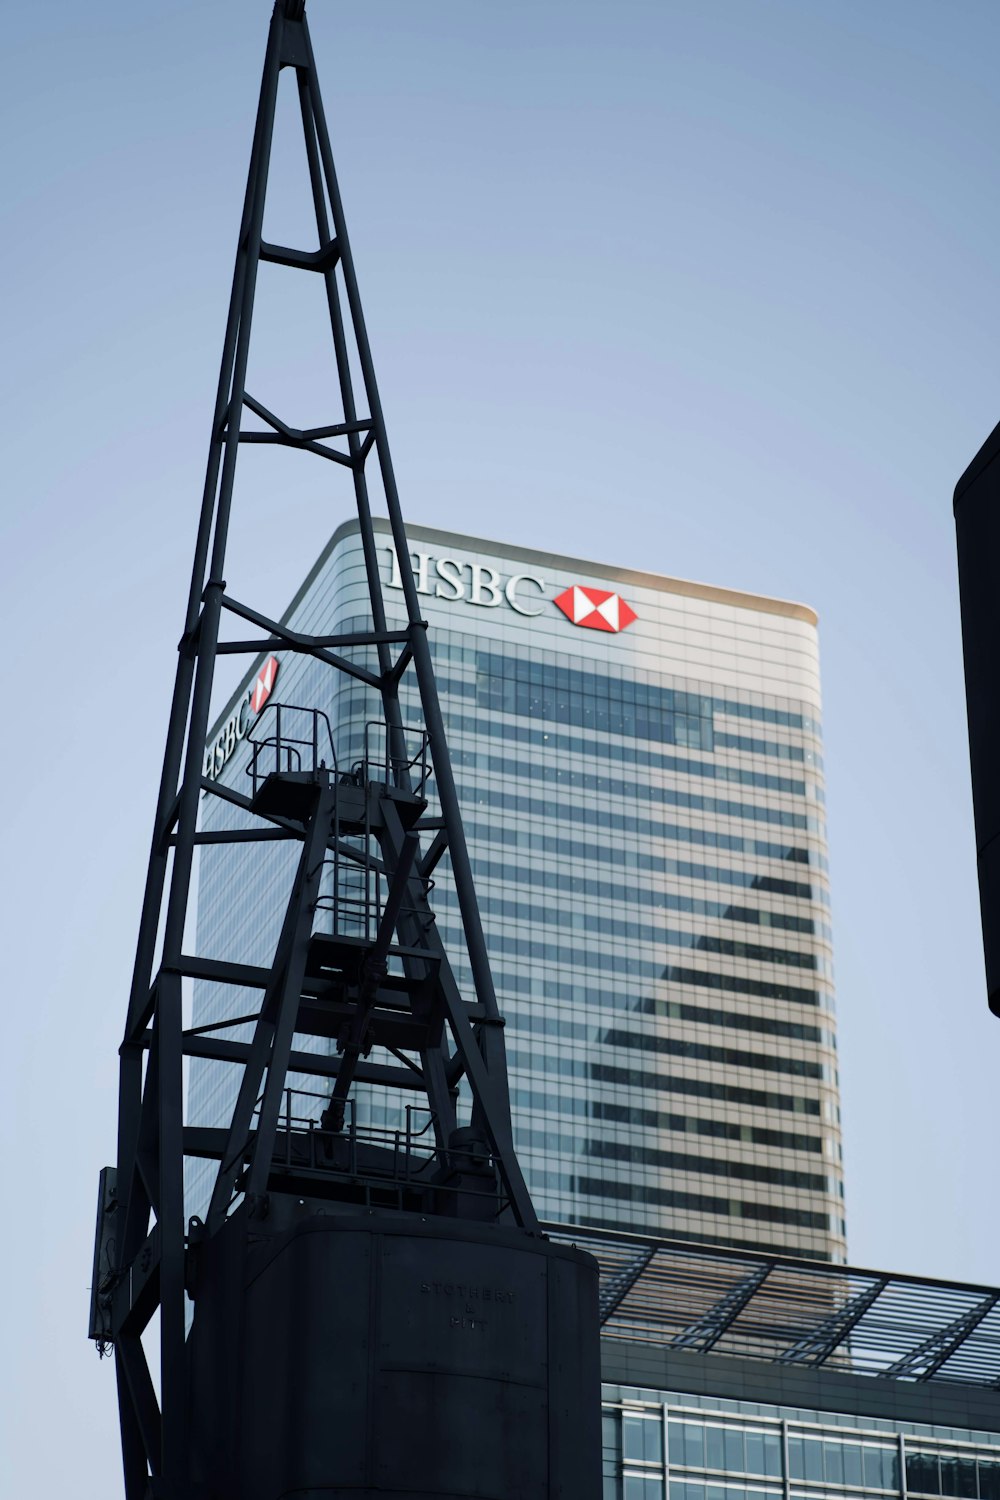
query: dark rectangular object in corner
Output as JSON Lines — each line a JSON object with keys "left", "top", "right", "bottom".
{"left": 954, "top": 419, "right": 1000, "bottom": 1015}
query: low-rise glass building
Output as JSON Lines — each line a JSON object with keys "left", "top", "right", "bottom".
{"left": 570, "top": 1228, "right": 1000, "bottom": 1500}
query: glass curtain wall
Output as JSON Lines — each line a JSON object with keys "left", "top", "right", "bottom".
{"left": 601, "top": 1395, "right": 1000, "bottom": 1500}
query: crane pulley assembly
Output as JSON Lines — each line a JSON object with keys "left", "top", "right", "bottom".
{"left": 89, "top": 3, "right": 600, "bottom": 1496}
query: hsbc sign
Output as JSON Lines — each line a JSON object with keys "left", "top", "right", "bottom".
{"left": 386, "top": 547, "right": 637, "bottom": 633}
{"left": 204, "top": 655, "right": 280, "bottom": 782}
{"left": 387, "top": 546, "right": 547, "bottom": 616}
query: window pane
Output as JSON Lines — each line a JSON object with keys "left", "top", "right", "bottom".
{"left": 980, "top": 1461, "right": 1000, "bottom": 1500}
{"left": 824, "top": 1443, "right": 844, "bottom": 1485}
{"left": 884, "top": 1451, "right": 900, "bottom": 1492}
{"left": 706, "top": 1429, "right": 726, "bottom": 1472}
{"left": 669, "top": 1426, "right": 685, "bottom": 1468}
{"left": 843, "top": 1445, "right": 864, "bottom": 1489}
{"left": 788, "top": 1438, "right": 805, "bottom": 1481}
{"left": 763, "top": 1435, "right": 782, "bottom": 1479}
{"left": 625, "top": 1418, "right": 659, "bottom": 1465}
{"left": 910, "top": 1455, "right": 941, "bottom": 1496}
{"left": 941, "top": 1458, "right": 961, "bottom": 1497}
{"left": 863, "top": 1448, "right": 890, "bottom": 1491}
{"left": 685, "top": 1426, "right": 706, "bottom": 1470}
{"left": 804, "top": 1441, "right": 824, "bottom": 1483}
{"left": 625, "top": 1479, "right": 663, "bottom": 1500}
{"left": 725, "top": 1430, "right": 746, "bottom": 1474}
{"left": 746, "top": 1435, "right": 765, "bottom": 1476}
{"left": 645, "top": 1422, "right": 664, "bottom": 1465}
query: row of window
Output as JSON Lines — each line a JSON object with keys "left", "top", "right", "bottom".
{"left": 665, "top": 965, "right": 828, "bottom": 1010}
{"left": 624, "top": 1477, "right": 665, "bottom": 1500}
{"left": 529, "top": 964, "right": 833, "bottom": 1020}
{"left": 503, "top": 985, "right": 830, "bottom": 1047}
{"left": 908, "top": 1450, "right": 1000, "bottom": 1499}
{"left": 634, "top": 997, "right": 832, "bottom": 1048}
{"left": 788, "top": 1437, "right": 1000, "bottom": 1497}
{"left": 464, "top": 816, "right": 828, "bottom": 906}
{"left": 277, "top": 623, "right": 823, "bottom": 792}
{"left": 453, "top": 742, "right": 811, "bottom": 829}
{"left": 786, "top": 1435, "right": 898, "bottom": 1490}
{"left": 589, "top": 1059, "right": 820, "bottom": 1117}
{"left": 670, "top": 1423, "right": 783, "bottom": 1478}
{"left": 509, "top": 1086, "right": 826, "bottom": 1157}
{"left": 435, "top": 882, "right": 824, "bottom": 973}
{"left": 440, "top": 917, "right": 829, "bottom": 1007}
{"left": 475, "top": 655, "right": 715, "bottom": 715}
{"left": 582, "top": 1214, "right": 835, "bottom": 1259}
{"left": 468, "top": 646, "right": 818, "bottom": 734}
{"left": 670, "top": 1481, "right": 774, "bottom": 1500}
{"left": 714, "top": 730, "right": 816, "bottom": 768}
{"left": 711, "top": 905, "right": 820, "bottom": 937}
{"left": 514, "top": 1123, "right": 832, "bottom": 1194}
{"left": 444, "top": 701, "right": 816, "bottom": 802}
{"left": 614, "top": 1418, "right": 1000, "bottom": 1499}
{"left": 454, "top": 777, "right": 825, "bottom": 866}
{"left": 584, "top": 1137, "right": 834, "bottom": 1195}
{"left": 510, "top": 1047, "right": 822, "bottom": 1117}
{"left": 470, "top": 851, "right": 826, "bottom": 938}
{"left": 354, "top": 613, "right": 814, "bottom": 740}
{"left": 332, "top": 679, "right": 807, "bottom": 809}
{"left": 608, "top": 1414, "right": 919, "bottom": 1493}
{"left": 328, "top": 704, "right": 829, "bottom": 882}
{"left": 591, "top": 1099, "right": 826, "bottom": 1156}
{"left": 601, "top": 1027, "right": 829, "bottom": 1083}
{"left": 447, "top": 682, "right": 808, "bottom": 800}
{"left": 576, "top": 1175, "right": 835, "bottom": 1230}
{"left": 472, "top": 671, "right": 717, "bottom": 753}
{"left": 491, "top": 964, "right": 834, "bottom": 1039}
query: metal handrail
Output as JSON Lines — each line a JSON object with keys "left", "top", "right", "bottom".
{"left": 362, "top": 719, "right": 431, "bottom": 793}
{"left": 264, "top": 1090, "right": 504, "bottom": 1212}
{"left": 246, "top": 702, "right": 337, "bottom": 795}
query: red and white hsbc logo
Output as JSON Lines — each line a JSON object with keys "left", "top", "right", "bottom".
{"left": 204, "top": 655, "right": 280, "bottom": 782}
{"left": 553, "top": 585, "right": 637, "bottom": 633}
{"left": 386, "top": 547, "right": 637, "bottom": 633}
{"left": 251, "top": 655, "right": 279, "bottom": 713}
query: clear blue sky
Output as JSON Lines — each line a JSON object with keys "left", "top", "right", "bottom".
{"left": 4, "top": 1, "right": 1000, "bottom": 1491}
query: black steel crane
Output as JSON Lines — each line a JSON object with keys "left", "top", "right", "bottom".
{"left": 89, "top": 4, "right": 599, "bottom": 1496}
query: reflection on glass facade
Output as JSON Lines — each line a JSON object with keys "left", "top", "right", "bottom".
{"left": 601, "top": 1394, "right": 1000, "bottom": 1500}
{"left": 190, "top": 521, "right": 844, "bottom": 1259}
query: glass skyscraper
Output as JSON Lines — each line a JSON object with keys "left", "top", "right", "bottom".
{"left": 191, "top": 520, "right": 843, "bottom": 1262}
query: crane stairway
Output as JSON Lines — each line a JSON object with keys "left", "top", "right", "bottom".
{"left": 180, "top": 702, "right": 503, "bottom": 1223}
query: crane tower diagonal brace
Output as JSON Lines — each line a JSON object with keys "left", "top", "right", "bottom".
{"left": 88, "top": 3, "right": 601, "bottom": 1498}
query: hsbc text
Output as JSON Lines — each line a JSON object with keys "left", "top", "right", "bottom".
{"left": 386, "top": 548, "right": 546, "bottom": 617}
